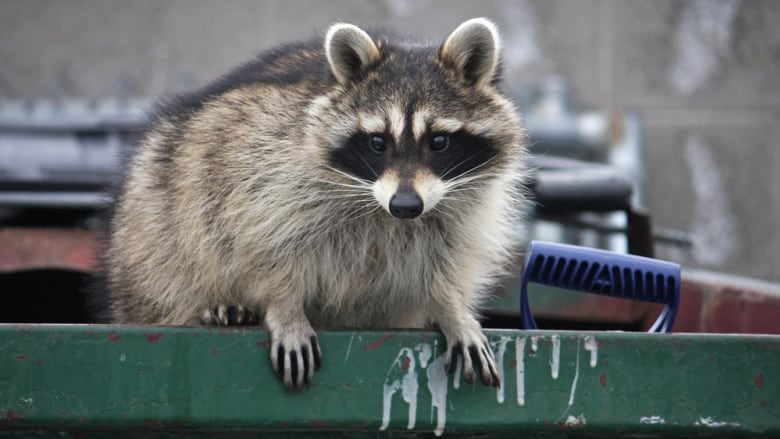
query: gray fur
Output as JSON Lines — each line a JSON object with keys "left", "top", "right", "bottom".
{"left": 104, "top": 18, "right": 529, "bottom": 389}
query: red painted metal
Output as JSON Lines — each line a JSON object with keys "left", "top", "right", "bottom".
{"left": 0, "top": 227, "right": 100, "bottom": 272}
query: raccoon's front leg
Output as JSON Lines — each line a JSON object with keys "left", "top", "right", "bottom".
{"left": 264, "top": 301, "right": 322, "bottom": 390}
{"left": 433, "top": 301, "right": 500, "bottom": 387}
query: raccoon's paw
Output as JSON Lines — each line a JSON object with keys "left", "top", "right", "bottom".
{"left": 201, "top": 304, "right": 258, "bottom": 326}
{"left": 443, "top": 329, "right": 500, "bottom": 387}
{"left": 270, "top": 327, "right": 322, "bottom": 390}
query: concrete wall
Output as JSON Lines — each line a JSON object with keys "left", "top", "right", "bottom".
{"left": 1, "top": 0, "right": 778, "bottom": 282}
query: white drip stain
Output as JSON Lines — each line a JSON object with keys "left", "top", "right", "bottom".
{"left": 344, "top": 331, "right": 356, "bottom": 364}
{"left": 401, "top": 358, "right": 419, "bottom": 429}
{"left": 416, "top": 343, "right": 432, "bottom": 368}
{"left": 583, "top": 336, "right": 598, "bottom": 368}
{"left": 530, "top": 336, "right": 539, "bottom": 356}
{"left": 381, "top": 380, "right": 402, "bottom": 431}
{"left": 493, "top": 336, "right": 512, "bottom": 404}
{"left": 426, "top": 354, "right": 449, "bottom": 437}
{"left": 568, "top": 340, "right": 581, "bottom": 407}
{"left": 515, "top": 337, "right": 526, "bottom": 406}
{"left": 640, "top": 416, "right": 667, "bottom": 424}
{"left": 695, "top": 416, "right": 741, "bottom": 428}
{"left": 380, "top": 347, "right": 418, "bottom": 431}
{"left": 565, "top": 414, "right": 586, "bottom": 427}
{"left": 550, "top": 335, "right": 561, "bottom": 379}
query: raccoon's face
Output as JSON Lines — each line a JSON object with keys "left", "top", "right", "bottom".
{"left": 316, "top": 18, "right": 522, "bottom": 220}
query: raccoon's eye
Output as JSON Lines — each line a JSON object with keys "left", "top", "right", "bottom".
{"left": 369, "top": 135, "right": 386, "bottom": 154}
{"left": 430, "top": 134, "right": 449, "bottom": 152}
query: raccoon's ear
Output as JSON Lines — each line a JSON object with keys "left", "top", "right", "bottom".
{"left": 325, "top": 23, "right": 381, "bottom": 85}
{"left": 441, "top": 18, "right": 500, "bottom": 87}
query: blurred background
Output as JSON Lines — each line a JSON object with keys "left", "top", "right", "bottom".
{"left": 0, "top": 0, "right": 778, "bottom": 328}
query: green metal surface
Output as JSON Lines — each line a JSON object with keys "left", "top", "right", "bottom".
{"left": 0, "top": 325, "right": 777, "bottom": 437}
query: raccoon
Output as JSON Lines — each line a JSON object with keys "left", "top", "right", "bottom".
{"left": 102, "top": 18, "right": 528, "bottom": 390}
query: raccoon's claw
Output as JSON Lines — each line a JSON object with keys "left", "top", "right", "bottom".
{"left": 201, "top": 304, "right": 258, "bottom": 326}
{"left": 270, "top": 331, "right": 321, "bottom": 391}
{"left": 444, "top": 334, "right": 500, "bottom": 387}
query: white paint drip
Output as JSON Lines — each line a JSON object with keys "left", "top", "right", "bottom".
{"left": 379, "top": 348, "right": 418, "bottom": 431}
{"left": 416, "top": 343, "right": 432, "bottom": 368}
{"left": 515, "top": 337, "right": 526, "bottom": 406}
{"left": 668, "top": 0, "right": 741, "bottom": 94}
{"left": 426, "top": 354, "right": 449, "bottom": 437}
{"left": 583, "top": 336, "right": 598, "bottom": 368}
{"left": 568, "top": 340, "right": 581, "bottom": 406}
{"left": 640, "top": 416, "right": 667, "bottom": 424}
{"left": 684, "top": 134, "right": 738, "bottom": 267}
{"left": 494, "top": 336, "right": 512, "bottom": 404}
{"left": 530, "top": 336, "right": 539, "bottom": 356}
{"left": 695, "top": 416, "right": 741, "bottom": 428}
{"left": 401, "top": 358, "right": 419, "bottom": 429}
{"left": 379, "top": 343, "right": 450, "bottom": 436}
{"left": 550, "top": 335, "right": 561, "bottom": 379}
{"left": 565, "top": 414, "right": 586, "bottom": 427}
{"left": 344, "top": 331, "right": 356, "bottom": 364}
{"left": 380, "top": 380, "right": 401, "bottom": 431}
{"left": 453, "top": 355, "right": 462, "bottom": 390}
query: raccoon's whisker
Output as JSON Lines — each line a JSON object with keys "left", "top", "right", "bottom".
{"left": 351, "top": 151, "right": 379, "bottom": 179}
{"left": 316, "top": 173, "right": 371, "bottom": 185}
{"left": 319, "top": 189, "right": 373, "bottom": 197}
{"left": 444, "top": 158, "right": 496, "bottom": 183}
{"left": 323, "top": 167, "right": 374, "bottom": 187}
{"left": 440, "top": 153, "right": 477, "bottom": 180}
{"left": 319, "top": 202, "right": 374, "bottom": 230}
{"left": 334, "top": 203, "right": 381, "bottom": 226}
{"left": 347, "top": 205, "right": 382, "bottom": 222}
{"left": 313, "top": 180, "right": 372, "bottom": 191}
{"left": 430, "top": 205, "right": 457, "bottom": 221}
{"left": 440, "top": 196, "right": 478, "bottom": 204}
{"left": 444, "top": 171, "right": 500, "bottom": 190}
{"left": 315, "top": 194, "right": 373, "bottom": 203}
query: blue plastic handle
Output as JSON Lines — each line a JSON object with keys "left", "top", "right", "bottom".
{"left": 520, "top": 241, "right": 681, "bottom": 333}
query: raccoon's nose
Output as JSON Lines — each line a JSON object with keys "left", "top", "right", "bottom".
{"left": 389, "top": 192, "right": 423, "bottom": 219}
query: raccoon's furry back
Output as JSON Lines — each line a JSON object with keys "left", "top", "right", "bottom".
{"left": 103, "top": 19, "right": 529, "bottom": 329}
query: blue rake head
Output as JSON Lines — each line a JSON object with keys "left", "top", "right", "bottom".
{"left": 520, "top": 241, "right": 681, "bottom": 333}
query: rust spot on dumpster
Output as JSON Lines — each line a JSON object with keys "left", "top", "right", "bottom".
{"left": 144, "top": 333, "right": 164, "bottom": 343}
{"left": 0, "top": 409, "right": 24, "bottom": 423}
{"left": 509, "top": 359, "right": 517, "bottom": 368}
{"left": 760, "top": 400, "right": 767, "bottom": 409}
{"left": 144, "top": 418, "right": 163, "bottom": 427}
{"left": 559, "top": 415, "right": 585, "bottom": 429}
{"left": 599, "top": 373, "right": 607, "bottom": 386}
{"left": 308, "top": 420, "right": 328, "bottom": 428}
{"left": 15, "top": 355, "right": 27, "bottom": 361}
{"left": 256, "top": 340, "right": 269, "bottom": 348}
{"left": 400, "top": 355, "right": 411, "bottom": 371}
{"left": 108, "top": 332, "right": 121, "bottom": 343}
{"left": 755, "top": 374, "right": 764, "bottom": 388}
{"left": 363, "top": 333, "right": 394, "bottom": 351}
